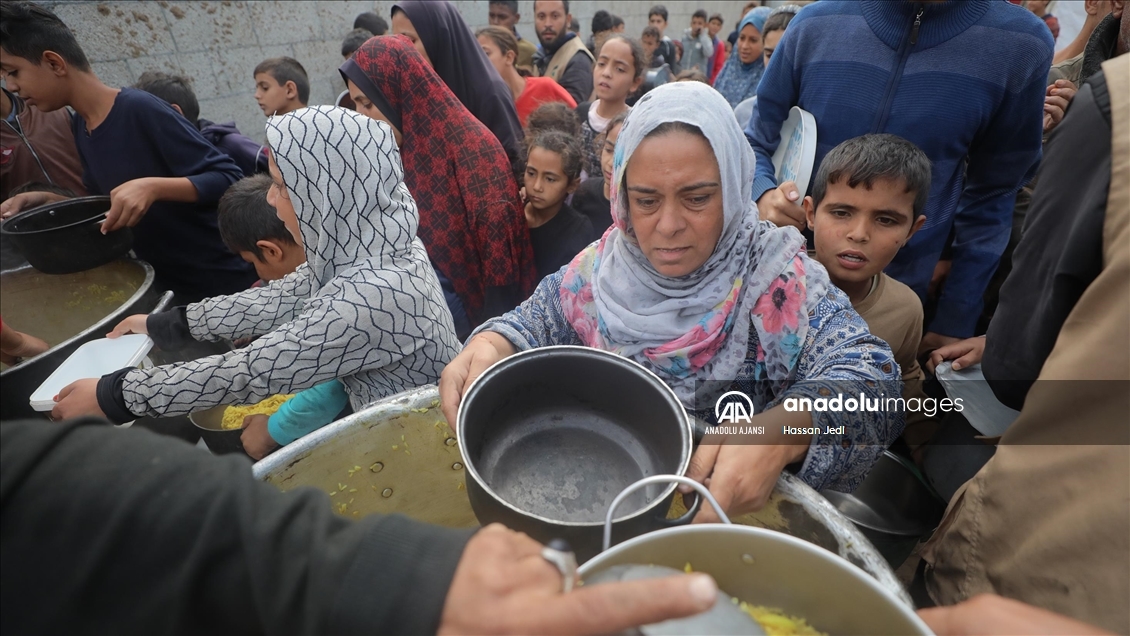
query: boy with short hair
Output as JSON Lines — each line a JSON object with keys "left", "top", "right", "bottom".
{"left": 253, "top": 57, "right": 309, "bottom": 117}
{"left": 647, "top": 5, "right": 680, "bottom": 73}
{"left": 0, "top": 1, "right": 256, "bottom": 302}
{"left": 707, "top": 13, "right": 726, "bottom": 83}
{"left": 641, "top": 25, "right": 665, "bottom": 69}
{"left": 804, "top": 134, "right": 930, "bottom": 435}
{"left": 134, "top": 71, "right": 267, "bottom": 177}
{"left": 214, "top": 174, "right": 342, "bottom": 460}
{"left": 217, "top": 174, "right": 305, "bottom": 282}
{"left": 681, "top": 9, "right": 713, "bottom": 73}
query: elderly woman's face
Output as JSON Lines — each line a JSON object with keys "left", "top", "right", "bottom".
{"left": 625, "top": 129, "right": 724, "bottom": 277}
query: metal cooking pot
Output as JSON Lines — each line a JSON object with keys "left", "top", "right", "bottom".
{"left": 252, "top": 386, "right": 914, "bottom": 606}
{"left": 0, "top": 196, "right": 132, "bottom": 274}
{"left": 188, "top": 405, "right": 246, "bottom": 455}
{"left": 0, "top": 259, "right": 170, "bottom": 420}
{"left": 821, "top": 450, "right": 946, "bottom": 567}
{"left": 579, "top": 476, "right": 932, "bottom": 635}
{"left": 457, "top": 346, "right": 697, "bottom": 562}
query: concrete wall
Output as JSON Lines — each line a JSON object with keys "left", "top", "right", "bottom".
{"left": 42, "top": 1, "right": 765, "bottom": 143}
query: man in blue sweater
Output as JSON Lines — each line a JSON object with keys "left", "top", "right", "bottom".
{"left": 0, "top": 1, "right": 256, "bottom": 303}
{"left": 747, "top": 0, "right": 1053, "bottom": 347}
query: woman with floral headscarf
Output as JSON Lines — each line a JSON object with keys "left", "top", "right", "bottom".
{"left": 341, "top": 36, "right": 537, "bottom": 332}
{"left": 439, "top": 83, "right": 902, "bottom": 522}
{"left": 51, "top": 106, "right": 460, "bottom": 424}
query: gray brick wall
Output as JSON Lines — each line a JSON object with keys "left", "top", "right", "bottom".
{"left": 42, "top": 1, "right": 763, "bottom": 143}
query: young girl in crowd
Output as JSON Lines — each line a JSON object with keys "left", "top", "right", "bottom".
{"left": 476, "top": 26, "right": 576, "bottom": 128}
{"left": 571, "top": 111, "right": 627, "bottom": 238}
{"left": 760, "top": 6, "right": 799, "bottom": 68}
{"left": 575, "top": 35, "right": 645, "bottom": 178}
{"left": 713, "top": 6, "right": 772, "bottom": 108}
{"left": 523, "top": 130, "right": 593, "bottom": 282}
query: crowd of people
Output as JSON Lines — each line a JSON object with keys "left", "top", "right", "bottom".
{"left": 1, "top": 0, "right": 1127, "bottom": 633}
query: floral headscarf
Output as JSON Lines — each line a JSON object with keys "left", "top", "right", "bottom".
{"left": 558, "top": 82, "right": 822, "bottom": 406}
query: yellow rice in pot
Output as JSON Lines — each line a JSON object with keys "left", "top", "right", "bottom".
{"left": 220, "top": 395, "right": 293, "bottom": 430}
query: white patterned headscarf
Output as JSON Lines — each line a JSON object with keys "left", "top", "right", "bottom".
{"left": 559, "top": 82, "right": 820, "bottom": 406}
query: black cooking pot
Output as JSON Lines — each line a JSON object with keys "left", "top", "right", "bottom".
{"left": 0, "top": 196, "right": 132, "bottom": 274}
{"left": 458, "top": 346, "right": 699, "bottom": 562}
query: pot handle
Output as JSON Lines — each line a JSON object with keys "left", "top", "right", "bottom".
{"left": 602, "top": 475, "right": 731, "bottom": 552}
{"left": 689, "top": 414, "right": 712, "bottom": 446}
{"left": 152, "top": 291, "right": 175, "bottom": 314}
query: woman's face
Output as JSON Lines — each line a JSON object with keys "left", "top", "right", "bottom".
{"left": 600, "top": 121, "right": 623, "bottom": 192}
{"left": 477, "top": 34, "right": 512, "bottom": 79}
{"left": 267, "top": 154, "right": 303, "bottom": 247}
{"left": 391, "top": 11, "right": 432, "bottom": 68}
{"left": 346, "top": 79, "right": 403, "bottom": 147}
{"left": 737, "top": 24, "right": 763, "bottom": 65}
{"left": 625, "top": 130, "right": 724, "bottom": 277}
{"left": 593, "top": 39, "right": 642, "bottom": 102}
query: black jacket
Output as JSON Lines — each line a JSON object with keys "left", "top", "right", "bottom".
{"left": 983, "top": 70, "right": 1111, "bottom": 410}
{"left": 0, "top": 418, "right": 472, "bottom": 635}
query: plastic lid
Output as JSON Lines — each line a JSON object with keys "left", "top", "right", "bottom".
{"left": 29, "top": 334, "right": 154, "bottom": 411}
{"left": 771, "top": 106, "right": 817, "bottom": 196}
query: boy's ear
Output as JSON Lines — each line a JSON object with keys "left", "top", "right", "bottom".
{"left": 905, "top": 214, "right": 927, "bottom": 243}
{"left": 42, "top": 51, "right": 68, "bottom": 76}
{"left": 256, "top": 239, "right": 285, "bottom": 263}
{"left": 284, "top": 80, "right": 298, "bottom": 100}
{"left": 170, "top": 103, "right": 185, "bottom": 117}
{"left": 802, "top": 195, "right": 816, "bottom": 230}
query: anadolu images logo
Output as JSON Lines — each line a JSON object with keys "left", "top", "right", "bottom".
{"left": 715, "top": 391, "right": 756, "bottom": 425}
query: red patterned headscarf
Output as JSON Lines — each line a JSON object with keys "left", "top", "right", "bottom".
{"left": 342, "top": 36, "right": 536, "bottom": 321}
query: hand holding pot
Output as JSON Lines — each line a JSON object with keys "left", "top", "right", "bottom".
{"left": 439, "top": 331, "right": 517, "bottom": 427}
{"left": 683, "top": 406, "right": 811, "bottom": 523}
{"left": 104, "top": 178, "right": 159, "bottom": 233}
{"left": 437, "top": 523, "right": 719, "bottom": 635}
{"left": 241, "top": 414, "right": 280, "bottom": 460}
{"left": 0, "top": 190, "right": 69, "bottom": 219}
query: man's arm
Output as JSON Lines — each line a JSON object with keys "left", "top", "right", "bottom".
{"left": 0, "top": 418, "right": 469, "bottom": 635}
{"left": 930, "top": 39, "right": 1053, "bottom": 338}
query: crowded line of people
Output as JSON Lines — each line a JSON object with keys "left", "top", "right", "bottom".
{"left": 1, "top": 0, "right": 1127, "bottom": 633}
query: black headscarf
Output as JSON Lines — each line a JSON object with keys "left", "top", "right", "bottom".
{"left": 392, "top": 0, "right": 523, "bottom": 163}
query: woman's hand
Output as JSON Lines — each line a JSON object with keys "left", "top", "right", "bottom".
{"left": 107, "top": 314, "right": 149, "bottom": 338}
{"left": 439, "top": 332, "right": 517, "bottom": 427}
{"left": 240, "top": 414, "right": 280, "bottom": 460}
{"left": 927, "top": 336, "right": 987, "bottom": 374}
{"left": 50, "top": 378, "right": 105, "bottom": 421}
{"left": 437, "top": 523, "right": 718, "bottom": 634}
{"left": 683, "top": 406, "right": 811, "bottom": 523}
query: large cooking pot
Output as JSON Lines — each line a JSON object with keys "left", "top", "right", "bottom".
{"left": 457, "top": 346, "right": 697, "bottom": 562}
{"left": 579, "top": 476, "right": 932, "bottom": 635}
{"left": 0, "top": 196, "right": 132, "bottom": 274}
{"left": 0, "top": 259, "right": 171, "bottom": 420}
{"left": 253, "top": 386, "right": 914, "bottom": 606}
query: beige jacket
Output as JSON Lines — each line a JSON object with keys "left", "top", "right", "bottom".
{"left": 922, "top": 55, "right": 1130, "bottom": 634}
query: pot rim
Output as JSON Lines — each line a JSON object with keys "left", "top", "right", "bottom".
{"left": 577, "top": 524, "right": 931, "bottom": 632}
{"left": 0, "top": 195, "right": 114, "bottom": 236}
{"left": 457, "top": 344, "right": 694, "bottom": 527}
{"left": 0, "top": 260, "right": 162, "bottom": 377}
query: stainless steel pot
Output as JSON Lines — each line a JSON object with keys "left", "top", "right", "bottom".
{"left": 253, "top": 386, "right": 913, "bottom": 605}
{"left": 0, "top": 259, "right": 171, "bottom": 420}
{"left": 457, "top": 346, "right": 697, "bottom": 562}
{"left": 579, "top": 476, "right": 932, "bottom": 635}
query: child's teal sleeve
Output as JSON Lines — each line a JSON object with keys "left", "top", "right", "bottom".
{"left": 267, "top": 381, "right": 350, "bottom": 446}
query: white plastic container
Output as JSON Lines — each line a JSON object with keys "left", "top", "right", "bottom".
{"left": 771, "top": 106, "right": 817, "bottom": 196}
{"left": 29, "top": 334, "right": 154, "bottom": 411}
